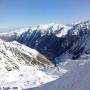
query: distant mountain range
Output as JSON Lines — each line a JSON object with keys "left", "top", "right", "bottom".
{"left": 16, "top": 21, "right": 90, "bottom": 65}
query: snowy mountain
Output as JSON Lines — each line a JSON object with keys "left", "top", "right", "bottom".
{"left": 0, "top": 21, "right": 90, "bottom": 90}
{"left": 0, "top": 39, "right": 53, "bottom": 71}
{"left": 0, "top": 39, "right": 56, "bottom": 89}
{"left": 17, "top": 21, "right": 90, "bottom": 65}
{"left": 17, "top": 24, "right": 71, "bottom": 62}
{"left": 55, "top": 21, "right": 90, "bottom": 63}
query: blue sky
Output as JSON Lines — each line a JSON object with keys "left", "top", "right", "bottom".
{"left": 0, "top": 0, "right": 90, "bottom": 30}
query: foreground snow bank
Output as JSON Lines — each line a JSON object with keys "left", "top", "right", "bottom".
{"left": 26, "top": 54, "right": 90, "bottom": 90}
{"left": 0, "top": 65, "right": 57, "bottom": 89}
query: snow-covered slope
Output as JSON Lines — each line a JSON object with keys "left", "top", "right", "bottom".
{"left": 0, "top": 39, "right": 53, "bottom": 70}
{"left": 0, "top": 39, "right": 37, "bottom": 71}
{"left": 26, "top": 54, "right": 90, "bottom": 90}
{"left": 0, "top": 39, "right": 56, "bottom": 89}
{"left": 0, "top": 65, "right": 57, "bottom": 89}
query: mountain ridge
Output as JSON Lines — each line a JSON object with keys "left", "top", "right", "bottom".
{"left": 16, "top": 20, "right": 90, "bottom": 65}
